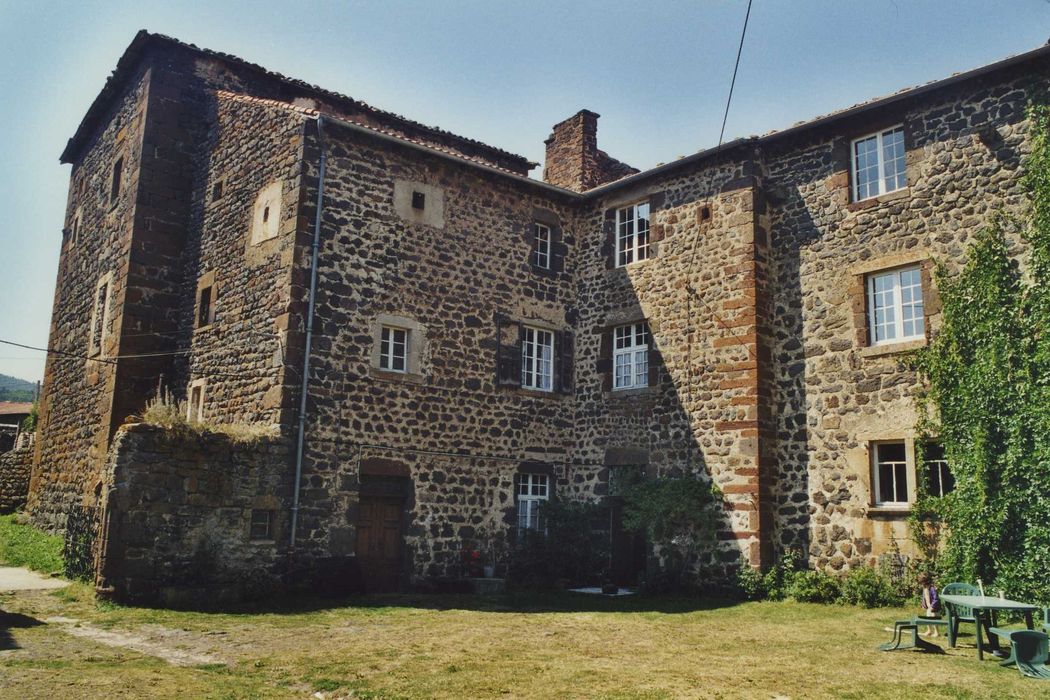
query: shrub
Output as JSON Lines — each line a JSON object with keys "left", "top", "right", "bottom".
{"left": 736, "top": 565, "right": 764, "bottom": 601}
{"left": 838, "top": 566, "right": 905, "bottom": 608}
{"left": 507, "top": 499, "right": 610, "bottom": 588}
{"left": 788, "top": 570, "right": 841, "bottom": 604}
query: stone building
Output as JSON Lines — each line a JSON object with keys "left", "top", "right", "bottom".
{"left": 28, "top": 31, "right": 1050, "bottom": 600}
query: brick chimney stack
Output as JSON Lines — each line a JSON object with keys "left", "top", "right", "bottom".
{"left": 543, "top": 110, "right": 638, "bottom": 192}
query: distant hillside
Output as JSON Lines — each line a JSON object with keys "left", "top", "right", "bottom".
{"left": 0, "top": 373, "right": 37, "bottom": 403}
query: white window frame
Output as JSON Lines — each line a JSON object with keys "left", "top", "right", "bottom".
{"left": 871, "top": 441, "right": 909, "bottom": 507}
{"left": 867, "top": 265, "right": 924, "bottom": 346}
{"left": 517, "top": 473, "right": 550, "bottom": 531}
{"left": 379, "top": 325, "right": 409, "bottom": 373}
{"left": 851, "top": 125, "right": 907, "bottom": 202}
{"left": 613, "top": 323, "right": 649, "bottom": 390}
{"left": 249, "top": 509, "right": 274, "bottom": 541}
{"left": 533, "top": 223, "right": 551, "bottom": 269}
{"left": 521, "top": 326, "right": 554, "bottom": 391}
{"left": 615, "top": 201, "right": 650, "bottom": 267}
{"left": 923, "top": 442, "right": 954, "bottom": 498}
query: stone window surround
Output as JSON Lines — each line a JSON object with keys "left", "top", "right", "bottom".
{"left": 88, "top": 272, "right": 114, "bottom": 358}
{"left": 496, "top": 315, "right": 572, "bottom": 399}
{"left": 109, "top": 154, "right": 125, "bottom": 208}
{"left": 598, "top": 309, "right": 659, "bottom": 396}
{"left": 194, "top": 270, "right": 217, "bottom": 330}
{"left": 530, "top": 207, "right": 564, "bottom": 276}
{"left": 187, "top": 378, "right": 206, "bottom": 422}
{"left": 850, "top": 124, "right": 907, "bottom": 203}
{"left": 369, "top": 314, "right": 427, "bottom": 384}
{"left": 532, "top": 222, "right": 552, "bottom": 270}
{"left": 521, "top": 325, "right": 556, "bottom": 392}
{"left": 248, "top": 508, "right": 275, "bottom": 542}
{"left": 615, "top": 200, "right": 651, "bottom": 267}
{"left": 612, "top": 322, "right": 649, "bottom": 391}
{"left": 864, "top": 437, "right": 921, "bottom": 516}
{"left": 866, "top": 265, "right": 925, "bottom": 347}
{"left": 602, "top": 190, "right": 667, "bottom": 271}
{"left": 249, "top": 181, "right": 283, "bottom": 246}
{"left": 849, "top": 251, "right": 936, "bottom": 357}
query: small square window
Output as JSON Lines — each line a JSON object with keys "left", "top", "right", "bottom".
{"left": 872, "top": 441, "right": 909, "bottom": 506}
{"left": 867, "top": 266, "right": 924, "bottom": 345}
{"left": 379, "top": 326, "right": 409, "bottom": 372}
{"left": 412, "top": 191, "right": 426, "bottom": 210}
{"left": 211, "top": 181, "right": 223, "bottom": 202}
{"left": 852, "top": 126, "right": 906, "bottom": 201}
{"left": 533, "top": 223, "right": 551, "bottom": 269}
{"left": 250, "top": 509, "right": 274, "bottom": 540}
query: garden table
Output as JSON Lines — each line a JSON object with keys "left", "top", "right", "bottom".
{"left": 941, "top": 594, "right": 1041, "bottom": 661}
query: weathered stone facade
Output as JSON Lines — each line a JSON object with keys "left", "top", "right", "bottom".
{"left": 29, "top": 31, "right": 1050, "bottom": 598}
{"left": 0, "top": 445, "right": 33, "bottom": 513}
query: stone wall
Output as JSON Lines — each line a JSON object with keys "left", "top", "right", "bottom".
{"left": 97, "top": 423, "right": 293, "bottom": 605}
{"left": 0, "top": 446, "right": 33, "bottom": 513}
{"left": 543, "top": 110, "right": 638, "bottom": 192}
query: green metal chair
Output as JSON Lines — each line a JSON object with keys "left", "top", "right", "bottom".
{"left": 993, "top": 630, "right": 1050, "bottom": 679}
{"left": 942, "top": 582, "right": 982, "bottom": 648}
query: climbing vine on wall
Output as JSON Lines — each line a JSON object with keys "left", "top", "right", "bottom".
{"left": 911, "top": 104, "right": 1050, "bottom": 603}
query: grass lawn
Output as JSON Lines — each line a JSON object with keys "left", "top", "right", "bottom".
{"left": 0, "top": 581, "right": 1040, "bottom": 700}
{"left": 0, "top": 513, "right": 63, "bottom": 573}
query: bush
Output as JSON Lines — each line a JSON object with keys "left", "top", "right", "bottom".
{"left": 838, "top": 566, "right": 905, "bottom": 608}
{"left": 507, "top": 500, "right": 610, "bottom": 588}
{"left": 736, "top": 566, "right": 764, "bottom": 601}
{"left": 788, "top": 570, "right": 841, "bottom": 604}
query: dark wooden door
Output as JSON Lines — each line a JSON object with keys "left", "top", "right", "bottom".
{"left": 357, "top": 495, "right": 405, "bottom": 593}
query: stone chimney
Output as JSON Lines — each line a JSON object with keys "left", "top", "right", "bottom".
{"left": 542, "top": 110, "right": 638, "bottom": 192}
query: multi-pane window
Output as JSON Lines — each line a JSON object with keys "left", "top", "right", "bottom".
{"left": 923, "top": 442, "right": 955, "bottom": 498}
{"left": 533, "top": 223, "right": 551, "bottom": 269}
{"left": 613, "top": 323, "right": 649, "bottom": 390}
{"left": 852, "top": 126, "right": 906, "bottom": 201}
{"left": 872, "top": 441, "right": 909, "bottom": 506}
{"left": 868, "top": 266, "right": 924, "bottom": 345}
{"left": 616, "top": 201, "right": 650, "bottom": 266}
{"left": 379, "top": 326, "right": 409, "bottom": 372}
{"left": 249, "top": 509, "right": 274, "bottom": 540}
{"left": 517, "top": 473, "right": 550, "bottom": 531}
{"left": 521, "top": 326, "right": 554, "bottom": 391}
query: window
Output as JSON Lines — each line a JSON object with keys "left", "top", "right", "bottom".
{"left": 616, "top": 201, "right": 650, "bottom": 266}
{"left": 89, "top": 277, "right": 111, "bottom": 356}
{"left": 379, "top": 326, "right": 408, "bottom": 372}
{"left": 872, "top": 441, "right": 909, "bottom": 506}
{"left": 613, "top": 323, "right": 649, "bottom": 390}
{"left": 517, "top": 473, "right": 549, "bottom": 531}
{"left": 852, "top": 126, "right": 906, "bottom": 201}
{"left": 521, "top": 326, "right": 554, "bottom": 391}
{"left": 412, "top": 191, "right": 426, "bottom": 210}
{"left": 923, "top": 442, "right": 955, "bottom": 498}
{"left": 70, "top": 213, "right": 81, "bottom": 246}
{"left": 533, "top": 223, "right": 551, "bottom": 269}
{"left": 867, "top": 266, "right": 924, "bottom": 345}
{"left": 110, "top": 157, "right": 124, "bottom": 203}
{"left": 211, "top": 181, "right": 223, "bottom": 202}
{"left": 187, "top": 380, "right": 206, "bottom": 422}
{"left": 250, "top": 509, "right": 274, "bottom": 540}
{"left": 197, "top": 286, "right": 213, "bottom": 328}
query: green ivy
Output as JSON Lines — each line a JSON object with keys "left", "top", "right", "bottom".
{"left": 911, "top": 104, "right": 1050, "bottom": 604}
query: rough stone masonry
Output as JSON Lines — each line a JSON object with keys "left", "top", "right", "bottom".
{"left": 26, "top": 30, "right": 1050, "bottom": 600}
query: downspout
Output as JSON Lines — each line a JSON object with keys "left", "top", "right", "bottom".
{"left": 290, "top": 115, "right": 327, "bottom": 548}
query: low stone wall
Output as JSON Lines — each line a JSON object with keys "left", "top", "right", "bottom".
{"left": 0, "top": 445, "right": 33, "bottom": 512}
{"left": 97, "top": 422, "right": 294, "bottom": 605}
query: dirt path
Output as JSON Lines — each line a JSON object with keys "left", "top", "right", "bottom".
{"left": 0, "top": 567, "right": 68, "bottom": 592}
{"left": 43, "top": 615, "right": 228, "bottom": 667}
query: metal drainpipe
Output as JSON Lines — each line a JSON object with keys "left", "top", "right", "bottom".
{"left": 290, "top": 115, "right": 327, "bottom": 548}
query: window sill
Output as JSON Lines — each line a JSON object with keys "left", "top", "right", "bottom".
{"left": 847, "top": 187, "right": 910, "bottom": 212}
{"left": 514, "top": 387, "right": 567, "bottom": 400}
{"left": 606, "top": 385, "right": 657, "bottom": 398}
{"left": 194, "top": 323, "right": 215, "bottom": 333}
{"left": 248, "top": 539, "right": 276, "bottom": 545}
{"left": 859, "top": 338, "right": 926, "bottom": 358}
{"left": 369, "top": 367, "right": 425, "bottom": 385}
{"left": 867, "top": 505, "right": 912, "bottom": 517}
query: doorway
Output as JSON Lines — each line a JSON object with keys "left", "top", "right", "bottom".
{"left": 356, "top": 493, "right": 405, "bottom": 593}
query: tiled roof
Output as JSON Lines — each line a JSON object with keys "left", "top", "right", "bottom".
{"left": 0, "top": 402, "right": 33, "bottom": 416}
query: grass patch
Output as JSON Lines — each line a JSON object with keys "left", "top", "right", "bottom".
{"left": 0, "top": 512, "right": 63, "bottom": 573}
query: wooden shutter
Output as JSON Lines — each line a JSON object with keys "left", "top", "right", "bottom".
{"left": 496, "top": 315, "right": 522, "bottom": 387}
{"left": 597, "top": 327, "right": 613, "bottom": 392}
{"left": 551, "top": 225, "right": 567, "bottom": 274}
{"left": 556, "top": 330, "right": 573, "bottom": 394}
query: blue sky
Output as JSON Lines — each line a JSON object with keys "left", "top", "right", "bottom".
{"left": 1, "top": 0, "right": 1048, "bottom": 382}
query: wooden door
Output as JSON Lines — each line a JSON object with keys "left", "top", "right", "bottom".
{"left": 357, "top": 495, "right": 405, "bottom": 593}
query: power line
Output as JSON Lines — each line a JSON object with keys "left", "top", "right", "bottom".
{"left": 718, "top": 0, "right": 754, "bottom": 148}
